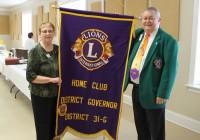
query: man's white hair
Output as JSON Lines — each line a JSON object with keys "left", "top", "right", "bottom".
{"left": 144, "top": 7, "right": 161, "bottom": 18}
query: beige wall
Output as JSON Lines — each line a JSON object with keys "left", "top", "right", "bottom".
{"left": 167, "top": 0, "right": 200, "bottom": 121}
{"left": 4, "top": 0, "right": 200, "bottom": 122}
{"left": 151, "top": 0, "right": 180, "bottom": 39}
{"left": 105, "top": 0, "right": 124, "bottom": 14}
{"left": 124, "top": 0, "right": 200, "bottom": 121}
{"left": 0, "top": 15, "right": 9, "bottom": 34}
{"left": 60, "top": 0, "right": 199, "bottom": 122}
{"left": 0, "top": 15, "right": 11, "bottom": 50}
{"left": 90, "top": 1, "right": 102, "bottom": 12}
{"left": 7, "top": 0, "right": 57, "bottom": 49}
{"left": 124, "top": 0, "right": 148, "bottom": 28}
{"left": 104, "top": 0, "right": 180, "bottom": 39}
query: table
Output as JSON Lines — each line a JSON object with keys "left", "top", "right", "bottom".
{"left": 0, "top": 52, "right": 30, "bottom": 100}
{"left": 4, "top": 64, "right": 30, "bottom": 100}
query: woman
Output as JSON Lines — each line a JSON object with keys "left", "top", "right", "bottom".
{"left": 26, "top": 22, "right": 61, "bottom": 140}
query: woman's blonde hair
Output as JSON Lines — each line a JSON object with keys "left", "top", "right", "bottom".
{"left": 39, "top": 22, "right": 55, "bottom": 34}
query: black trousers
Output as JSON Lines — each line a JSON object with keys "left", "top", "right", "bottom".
{"left": 132, "top": 84, "right": 165, "bottom": 140}
{"left": 31, "top": 94, "right": 57, "bottom": 140}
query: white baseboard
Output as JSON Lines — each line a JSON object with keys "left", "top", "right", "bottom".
{"left": 123, "top": 94, "right": 200, "bottom": 134}
{"left": 166, "top": 110, "right": 200, "bottom": 134}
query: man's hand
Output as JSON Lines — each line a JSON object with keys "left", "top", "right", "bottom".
{"left": 156, "top": 97, "right": 167, "bottom": 104}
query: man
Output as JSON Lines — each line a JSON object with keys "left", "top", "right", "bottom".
{"left": 124, "top": 7, "right": 179, "bottom": 140}
{"left": 24, "top": 32, "right": 36, "bottom": 52}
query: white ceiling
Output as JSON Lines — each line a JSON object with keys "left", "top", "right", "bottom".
{"left": 0, "top": 0, "right": 28, "bottom": 8}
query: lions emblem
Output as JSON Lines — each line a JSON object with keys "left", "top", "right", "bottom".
{"left": 58, "top": 104, "right": 67, "bottom": 117}
{"left": 71, "top": 29, "right": 114, "bottom": 71}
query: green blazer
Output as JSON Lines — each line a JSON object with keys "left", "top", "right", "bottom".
{"left": 124, "top": 28, "right": 179, "bottom": 109}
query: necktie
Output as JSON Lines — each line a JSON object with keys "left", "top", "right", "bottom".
{"left": 130, "top": 33, "right": 150, "bottom": 80}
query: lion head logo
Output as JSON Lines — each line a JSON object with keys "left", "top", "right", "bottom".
{"left": 71, "top": 37, "right": 83, "bottom": 58}
{"left": 102, "top": 41, "right": 114, "bottom": 62}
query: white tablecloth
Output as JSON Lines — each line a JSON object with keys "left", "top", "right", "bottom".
{"left": 0, "top": 52, "right": 30, "bottom": 100}
{"left": 4, "top": 64, "right": 30, "bottom": 100}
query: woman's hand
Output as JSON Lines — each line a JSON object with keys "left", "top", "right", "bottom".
{"left": 50, "top": 77, "right": 62, "bottom": 85}
{"left": 32, "top": 76, "right": 62, "bottom": 84}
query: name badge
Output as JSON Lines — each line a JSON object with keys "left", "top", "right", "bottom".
{"left": 130, "top": 68, "right": 139, "bottom": 79}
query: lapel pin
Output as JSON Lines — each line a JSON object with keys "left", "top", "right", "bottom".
{"left": 46, "top": 54, "right": 51, "bottom": 58}
{"left": 139, "top": 34, "right": 143, "bottom": 41}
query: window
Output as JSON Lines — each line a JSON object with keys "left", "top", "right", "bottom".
{"left": 188, "top": 0, "right": 200, "bottom": 92}
{"left": 194, "top": 3, "right": 200, "bottom": 84}
{"left": 22, "top": 11, "right": 32, "bottom": 47}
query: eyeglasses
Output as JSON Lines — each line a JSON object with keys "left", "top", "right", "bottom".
{"left": 141, "top": 17, "right": 156, "bottom": 21}
{"left": 41, "top": 30, "right": 54, "bottom": 34}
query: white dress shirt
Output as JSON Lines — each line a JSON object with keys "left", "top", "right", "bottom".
{"left": 130, "top": 29, "right": 158, "bottom": 84}
{"left": 24, "top": 38, "right": 36, "bottom": 52}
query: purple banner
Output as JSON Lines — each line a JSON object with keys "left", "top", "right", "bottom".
{"left": 55, "top": 8, "right": 134, "bottom": 140}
